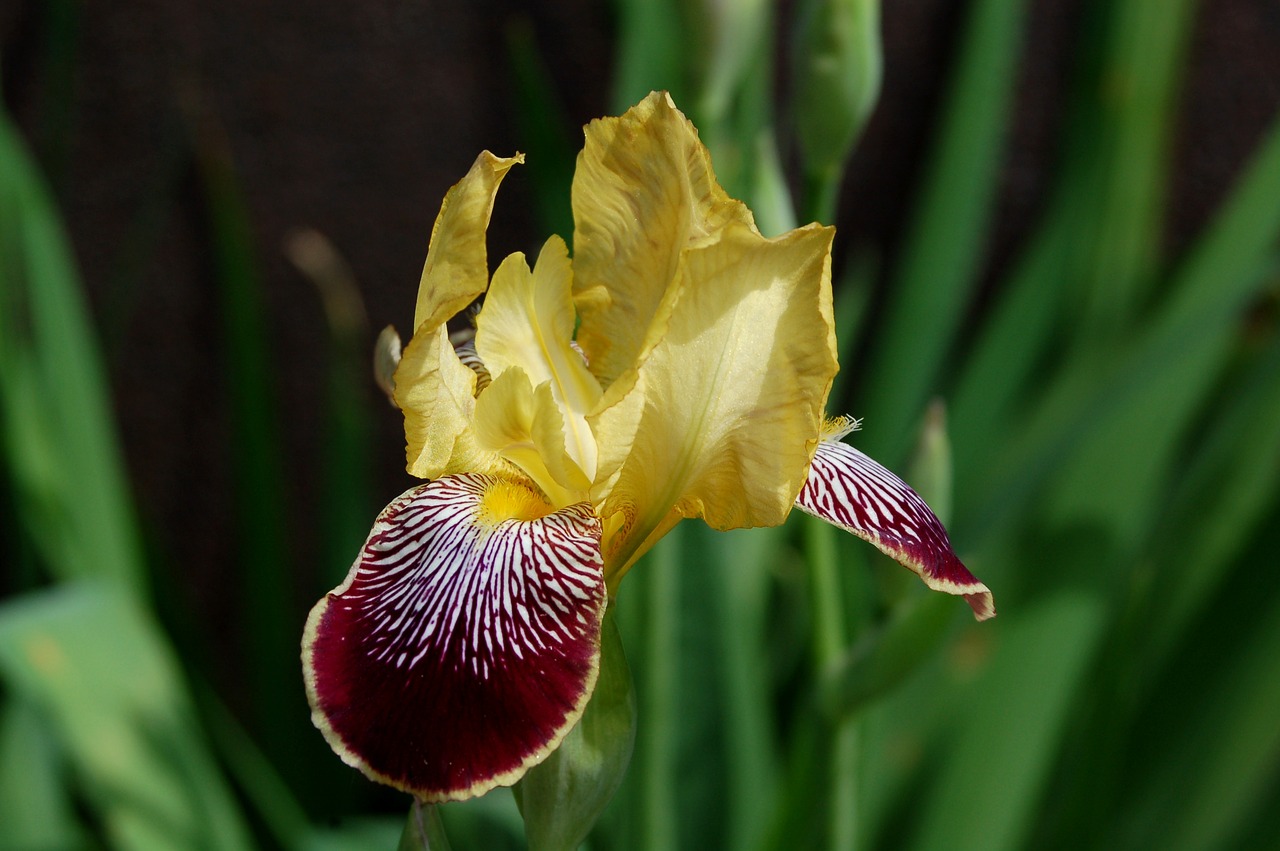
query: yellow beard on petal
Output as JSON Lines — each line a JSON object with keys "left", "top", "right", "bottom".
{"left": 476, "top": 479, "right": 554, "bottom": 527}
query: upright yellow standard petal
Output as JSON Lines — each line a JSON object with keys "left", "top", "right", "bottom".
{"left": 592, "top": 221, "right": 838, "bottom": 576}
{"left": 571, "top": 91, "right": 756, "bottom": 388}
{"left": 412, "top": 151, "right": 523, "bottom": 333}
{"left": 475, "top": 238, "right": 603, "bottom": 481}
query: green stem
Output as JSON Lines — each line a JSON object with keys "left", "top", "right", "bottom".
{"left": 804, "top": 515, "right": 860, "bottom": 850}
{"left": 398, "top": 800, "right": 451, "bottom": 851}
{"left": 640, "top": 527, "right": 681, "bottom": 851}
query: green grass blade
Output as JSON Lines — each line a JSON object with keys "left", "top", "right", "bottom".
{"left": 610, "top": 0, "right": 689, "bottom": 110}
{"left": 906, "top": 594, "right": 1105, "bottom": 851}
{"left": 964, "top": 113, "right": 1280, "bottom": 545}
{"left": 0, "top": 698, "right": 84, "bottom": 849}
{"left": 504, "top": 18, "right": 578, "bottom": 241}
{"left": 704, "top": 525, "right": 783, "bottom": 851}
{"left": 0, "top": 583, "right": 253, "bottom": 850}
{"left": 188, "top": 105, "right": 298, "bottom": 759}
{"left": 194, "top": 678, "right": 312, "bottom": 849}
{"left": 1114, "top": 521, "right": 1280, "bottom": 850}
{"left": 0, "top": 108, "right": 145, "bottom": 594}
{"left": 857, "top": 0, "right": 1028, "bottom": 466}
{"left": 285, "top": 229, "right": 376, "bottom": 586}
{"left": 612, "top": 528, "right": 683, "bottom": 851}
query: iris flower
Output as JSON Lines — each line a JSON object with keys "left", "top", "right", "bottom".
{"left": 303, "top": 92, "right": 993, "bottom": 804}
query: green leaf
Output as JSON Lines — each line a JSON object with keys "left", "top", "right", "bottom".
{"left": 963, "top": 113, "right": 1280, "bottom": 547}
{"left": 187, "top": 102, "right": 298, "bottom": 767}
{"left": 610, "top": 0, "right": 689, "bottom": 111}
{"left": 503, "top": 19, "right": 578, "bottom": 241}
{"left": 516, "top": 608, "right": 636, "bottom": 851}
{"left": 906, "top": 594, "right": 1105, "bottom": 851}
{"left": 0, "top": 106, "right": 145, "bottom": 594}
{"left": 0, "top": 698, "right": 83, "bottom": 850}
{"left": 1115, "top": 523, "right": 1280, "bottom": 850}
{"left": 0, "top": 583, "right": 252, "bottom": 851}
{"left": 820, "top": 592, "right": 959, "bottom": 721}
{"left": 857, "top": 0, "right": 1028, "bottom": 466}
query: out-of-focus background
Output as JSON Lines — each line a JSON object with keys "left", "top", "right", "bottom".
{"left": 2, "top": 0, "right": 1279, "bottom": 849}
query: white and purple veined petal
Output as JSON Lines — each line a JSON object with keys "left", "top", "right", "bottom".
{"left": 796, "top": 440, "right": 995, "bottom": 620}
{"left": 302, "top": 474, "right": 607, "bottom": 801}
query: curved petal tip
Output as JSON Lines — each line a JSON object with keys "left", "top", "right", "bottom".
{"left": 796, "top": 440, "right": 996, "bottom": 621}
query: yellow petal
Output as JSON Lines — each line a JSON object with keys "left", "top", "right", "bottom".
{"left": 475, "top": 237, "right": 603, "bottom": 480}
{"left": 473, "top": 366, "right": 592, "bottom": 506}
{"left": 592, "top": 220, "right": 838, "bottom": 577}
{"left": 395, "top": 323, "right": 493, "bottom": 479}
{"left": 571, "top": 91, "right": 756, "bottom": 388}
{"left": 413, "top": 151, "right": 523, "bottom": 334}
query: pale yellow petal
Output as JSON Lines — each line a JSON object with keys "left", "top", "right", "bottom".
{"left": 475, "top": 237, "right": 603, "bottom": 479}
{"left": 394, "top": 324, "right": 491, "bottom": 479}
{"left": 591, "top": 221, "right": 838, "bottom": 577}
{"left": 413, "top": 151, "right": 523, "bottom": 333}
{"left": 473, "top": 367, "right": 592, "bottom": 506}
{"left": 571, "top": 91, "right": 757, "bottom": 387}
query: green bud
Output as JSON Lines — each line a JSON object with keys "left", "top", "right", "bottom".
{"left": 792, "top": 0, "right": 882, "bottom": 179}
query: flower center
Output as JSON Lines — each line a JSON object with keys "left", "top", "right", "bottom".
{"left": 476, "top": 479, "right": 553, "bottom": 526}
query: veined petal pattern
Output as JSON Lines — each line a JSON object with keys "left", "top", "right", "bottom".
{"left": 303, "top": 475, "right": 606, "bottom": 801}
{"left": 795, "top": 440, "right": 995, "bottom": 620}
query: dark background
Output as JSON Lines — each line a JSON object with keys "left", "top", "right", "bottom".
{"left": 3, "top": 0, "right": 1278, "bottom": 742}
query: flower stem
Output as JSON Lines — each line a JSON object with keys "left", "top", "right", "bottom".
{"left": 804, "top": 514, "right": 860, "bottom": 850}
{"left": 639, "top": 526, "right": 681, "bottom": 851}
{"left": 398, "top": 800, "right": 450, "bottom": 851}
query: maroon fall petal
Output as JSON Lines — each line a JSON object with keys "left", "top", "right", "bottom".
{"left": 303, "top": 474, "right": 607, "bottom": 801}
{"left": 795, "top": 440, "right": 995, "bottom": 620}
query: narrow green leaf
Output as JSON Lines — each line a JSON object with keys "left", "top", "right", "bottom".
{"left": 1067, "top": 0, "right": 1198, "bottom": 341}
{"left": 858, "top": 0, "right": 1028, "bottom": 466}
{"left": 187, "top": 104, "right": 298, "bottom": 761}
{"left": 504, "top": 19, "right": 578, "bottom": 241}
{"left": 963, "top": 113, "right": 1280, "bottom": 545}
{"left": 1136, "top": 330, "right": 1280, "bottom": 679}
{"left": 1116, "top": 526, "right": 1280, "bottom": 851}
{"left": 907, "top": 594, "right": 1105, "bottom": 851}
{"left": 0, "top": 583, "right": 253, "bottom": 850}
{"left": 610, "top": 0, "right": 689, "bottom": 111}
{"left": 194, "top": 678, "right": 312, "bottom": 850}
{"left": 637, "top": 527, "right": 681, "bottom": 851}
{"left": 0, "top": 698, "right": 83, "bottom": 849}
{"left": 0, "top": 107, "right": 145, "bottom": 594}
{"left": 284, "top": 229, "right": 375, "bottom": 586}
{"left": 820, "top": 592, "right": 958, "bottom": 721}
{"left": 706, "top": 525, "right": 784, "bottom": 851}
{"left": 690, "top": 0, "right": 769, "bottom": 133}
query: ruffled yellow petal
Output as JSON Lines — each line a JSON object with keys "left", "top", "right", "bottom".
{"left": 473, "top": 366, "right": 592, "bottom": 506}
{"left": 571, "top": 91, "right": 756, "bottom": 388}
{"left": 413, "top": 151, "right": 523, "bottom": 334}
{"left": 591, "top": 220, "right": 837, "bottom": 577}
{"left": 475, "top": 238, "right": 603, "bottom": 481}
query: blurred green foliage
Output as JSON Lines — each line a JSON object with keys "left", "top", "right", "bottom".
{"left": 3, "top": 0, "right": 1279, "bottom": 848}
